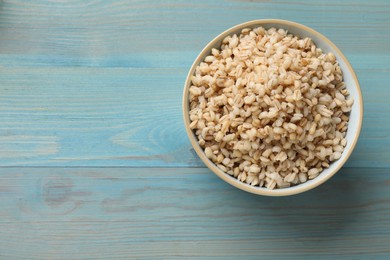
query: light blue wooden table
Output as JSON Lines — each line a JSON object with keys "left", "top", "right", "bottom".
{"left": 0, "top": 0, "right": 389, "bottom": 259}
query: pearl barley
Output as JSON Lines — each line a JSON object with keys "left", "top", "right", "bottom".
{"left": 189, "top": 27, "right": 353, "bottom": 189}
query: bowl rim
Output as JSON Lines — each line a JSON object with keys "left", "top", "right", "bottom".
{"left": 182, "top": 19, "right": 363, "bottom": 196}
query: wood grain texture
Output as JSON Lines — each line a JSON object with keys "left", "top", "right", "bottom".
{"left": 0, "top": 1, "right": 390, "bottom": 258}
{"left": 0, "top": 0, "right": 389, "bottom": 166}
{"left": 0, "top": 167, "right": 390, "bottom": 259}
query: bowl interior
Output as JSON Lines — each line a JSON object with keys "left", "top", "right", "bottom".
{"left": 183, "top": 20, "right": 363, "bottom": 196}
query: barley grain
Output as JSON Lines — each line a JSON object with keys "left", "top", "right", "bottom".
{"left": 188, "top": 26, "right": 352, "bottom": 189}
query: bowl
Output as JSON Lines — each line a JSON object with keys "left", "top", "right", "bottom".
{"left": 182, "top": 19, "right": 363, "bottom": 196}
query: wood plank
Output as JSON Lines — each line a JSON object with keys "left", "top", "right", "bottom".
{"left": 0, "top": 65, "right": 389, "bottom": 167}
{"left": 0, "top": 67, "right": 197, "bottom": 166}
{"left": 0, "top": 0, "right": 388, "bottom": 60}
{"left": 0, "top": 167, "right": 389, "bottom": 259}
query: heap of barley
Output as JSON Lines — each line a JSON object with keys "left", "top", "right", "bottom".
{"left": 188, "top": 27, "right": 353, "bottom": 189}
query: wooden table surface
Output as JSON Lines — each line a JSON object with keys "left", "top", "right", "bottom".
{"left": 0, "top": 0, "right": 389, "bottom": 259}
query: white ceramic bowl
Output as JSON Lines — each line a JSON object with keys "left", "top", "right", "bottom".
{"left": 183, "top": 19, "right": 363, "bottom": 196}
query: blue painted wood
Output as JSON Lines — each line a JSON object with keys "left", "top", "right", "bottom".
{"left": 0, "top": 167, "right": 390, "bottom": 259}
{"left": 0, "top": 0, "right": 389, "bottom": 258}
{"left": 0, "top": 0, "right": 389, "bottom": 166}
